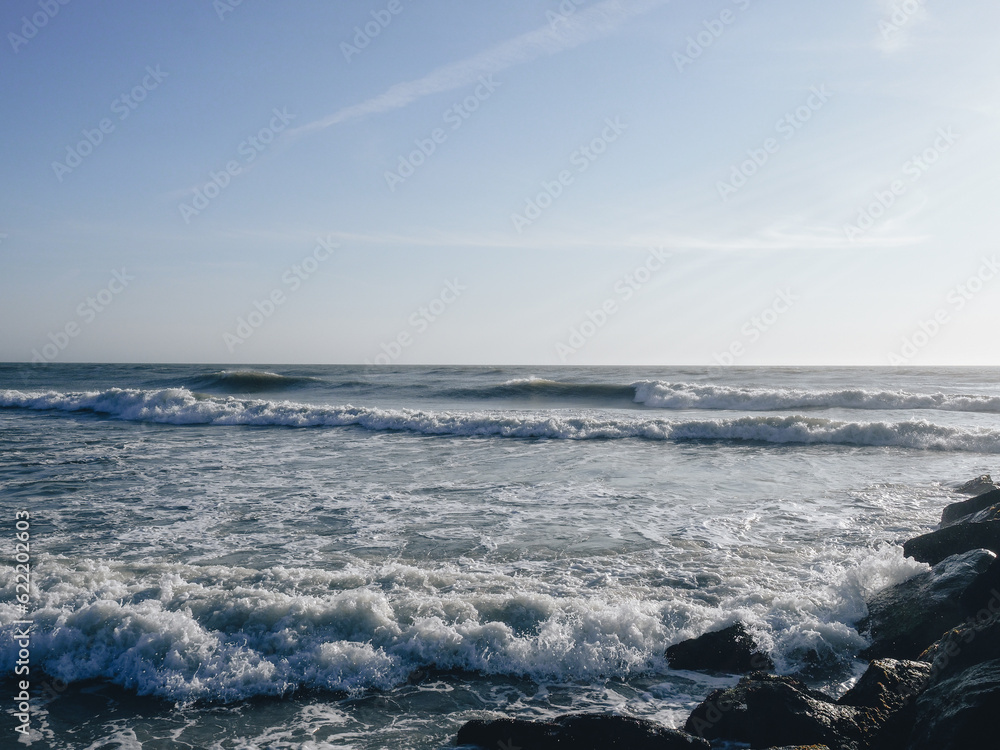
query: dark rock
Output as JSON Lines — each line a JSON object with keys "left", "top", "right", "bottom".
{"left": 837, "top": 659, "right": 932, "bottom": 750}
{"left": 838, "top": 659, "right": 931, "bottom": 712}
{"left": 902, "top": 521, "right": 1000, "bottom": 565}
{"left": 456, "top": 713, "right": 710, "bottom": 749}
{"left": 920, "top": 610, "right": 1000, "bottom": 684}
{"left": 859, "top": 549, "right": 996, "bottom": 660}
{"left": 958, "top": 556, "right": 1000, "bottom": 613}
{"left": 683, "top": 672, "right": 879, "bottom": 750}
{"left": 907, "top": 658, "right": 1000, "bottom": 750}
{"left": 760, "top": 747, "right": 831, "bottom": 750}
{"left": 955, "top": 475, "right": 998, "bottom": 495}
{"left": 939, "top": 488, "right": 1000, "bottom": 527}
{"left": 666, "top": 622, "right": 774, "bottom": 674}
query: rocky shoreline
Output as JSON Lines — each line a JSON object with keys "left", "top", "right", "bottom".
{"left": 455, "top": 475, "right": 1000, "bottom": 749}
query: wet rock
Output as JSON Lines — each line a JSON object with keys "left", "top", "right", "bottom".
{"left": 837, "top": 659, "right": 932, "bottom": 750}
{"left": 683, "top": 672, "right": 878, "bottom": 750}
{"left": 456, "top": 713, "right": 710, "bottom": 749}
{"left": 920, "top": 610, "right": 1000, "bottom": 683}
{"left": 859, "top": 549, "right": 996, "bottom": 660}
{"left": 902, "top": 521, "right": 1000, "bottom": 566}
{"left": 939, "top": 487, "right": 1000, "bottom": 527}
{"left": 955, "top": 475, "right": 998, "bottom": 496}
{"left": 907, "top": 658, "right": 1000, "bottom": 750}
{"left": 666, "top": 622, "right": 774, "bottom": 674}
{"left": 837, "top": 659, "right": 931, "bottom": 713}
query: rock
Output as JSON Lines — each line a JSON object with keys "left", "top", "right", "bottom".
{"left": 859, "top": 549, "right": 996, "bottom": 660}
{"left": 955, "top": 475, "right": 998, "bottom": 495}
{"left": 920, "top": 610, "right": 1000, "bottom": 684}
{"left": 683, "top": 672, "right": 879, "bottom": 750}
{"left": 939, "top": 488, "right": 1000, "bottom": 527}
{"left": 837, "top": 659, "right": 932, "bottom": 750}
{"left": 456, "top": 713, "right": 710, "bottom": 749}
{"left": 907, "top": 658, "right": 1000, "bottom": 750}
{"left": 838, "top": 659, "right": 931, "bottom": 713}
{"left": 760, "top": 747, "right": 831, "bottom": 750}
{"left": 666, "top": 622, "right": 774, "bottom": 674}
{"left": 902, "top": 521, "right": 1000, "bottom": 565}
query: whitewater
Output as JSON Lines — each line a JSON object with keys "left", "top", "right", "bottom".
{"left": 1, "top": 364, "right": 997, "bottom": 748}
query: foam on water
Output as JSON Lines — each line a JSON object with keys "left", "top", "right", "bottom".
{"left": 3, "top": 388, "right": 1000, "bottom": 451}
{"left": 632, "top": 380, "right": 1000, "bottom": 412}
{"left": 0, "top": 547, "right": 927, "bottom": 704}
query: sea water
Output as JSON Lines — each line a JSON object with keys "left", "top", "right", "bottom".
{"left": 2, "top": 364, "right": 998, "bottom": 748}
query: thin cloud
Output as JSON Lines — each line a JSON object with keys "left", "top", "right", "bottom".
{"left": 287, "top": 0, "right": 667, "bottom": 139}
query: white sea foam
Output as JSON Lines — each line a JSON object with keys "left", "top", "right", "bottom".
{"left": 0, "top": 547, "right": 924, "bottom": 704}
{"left": 3, "top": 388, "right": 999, "bottom": 451}
{"left": 632, "top": 380, "right": 1000, "bottom": 413}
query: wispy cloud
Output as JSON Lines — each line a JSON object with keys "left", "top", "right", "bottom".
{"left": 287, "top": 0, "right": 667, "bottom": 139}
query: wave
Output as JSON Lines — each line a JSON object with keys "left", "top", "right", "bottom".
{"left": 447, "top": 377, "right": 638, "bottom": 403}
{"left": 631, "top": 381, "right": 1000, "bottom": 413}
{"left": 185, "top": 370, "right": 322, "bottom": 393}
{"left": 0, "top": 550, "right": 915, "bottom": 702}
{"left": 428, "top": 377, "right": 1000, "bottom": 414}
{"left": 3, "top": 388, "right": 999, "bottom": 451}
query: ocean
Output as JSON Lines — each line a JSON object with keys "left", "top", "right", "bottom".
{"left": 2, "top": 363, "right": 999, "bottom": 749}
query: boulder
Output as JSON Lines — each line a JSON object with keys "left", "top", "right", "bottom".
{"left": 859, "top": 549, "right": 996, "bottom": 660}
{"left": 837, "top": 659, "right": 932, "bottom": 750}
{"left": 902, "top": 521, "right": 1000, "bottom": 565}
{"left": 920, "top": 610, "right": 1000, "bottom": 684}
{"left": 837, "top": 659, "right": 931, "bottom": 713}
{"left": 666, "top": 622, "right": 774, "bottom": 674}
{"left": 939, "top": 488, "right": 1000, "bottom": 527}
{"left": 907, "top": 658, "right": 1000, "bottom": 750}
{"left": 456, "top": 713, "right": 710, "bottom": 749}
{"left": 954, "top": 475, "right": 998, "bottom": 495}
{"left": 683, "top": 672, "right": 879, "bottom": 750}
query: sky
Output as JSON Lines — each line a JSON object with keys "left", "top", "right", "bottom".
{"left": 1, "top": 0, "right": 998, "bottom": 366}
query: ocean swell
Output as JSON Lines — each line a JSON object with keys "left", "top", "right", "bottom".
{"left": 3, "top": 388, "right": 999, "bottom": 451}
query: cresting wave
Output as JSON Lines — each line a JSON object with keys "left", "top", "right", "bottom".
{"left": 633, "top": 381, "right": 1000, "bottom": 412}
{"left": 185, "top": 370, "right": 322, "bottom": 393}
{"left": 427, "top": 378, "right": 1000, "bottom": 413}
{"left": 3, "top": 387, "right": 1000, "bottom": 451}
{"left": 0, "top": 550, "right": 917, "bottom": 702}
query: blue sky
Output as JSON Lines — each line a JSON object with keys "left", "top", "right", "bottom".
{"left": 1, "top": 0, "right": 998, "bottom": 365}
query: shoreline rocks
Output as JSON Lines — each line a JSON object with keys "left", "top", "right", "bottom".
{"left": 456, "top": 474, "right": 1000, "bottom": 750}
{"left": 666, "top": 622, "right": 774, "bottom": 674}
